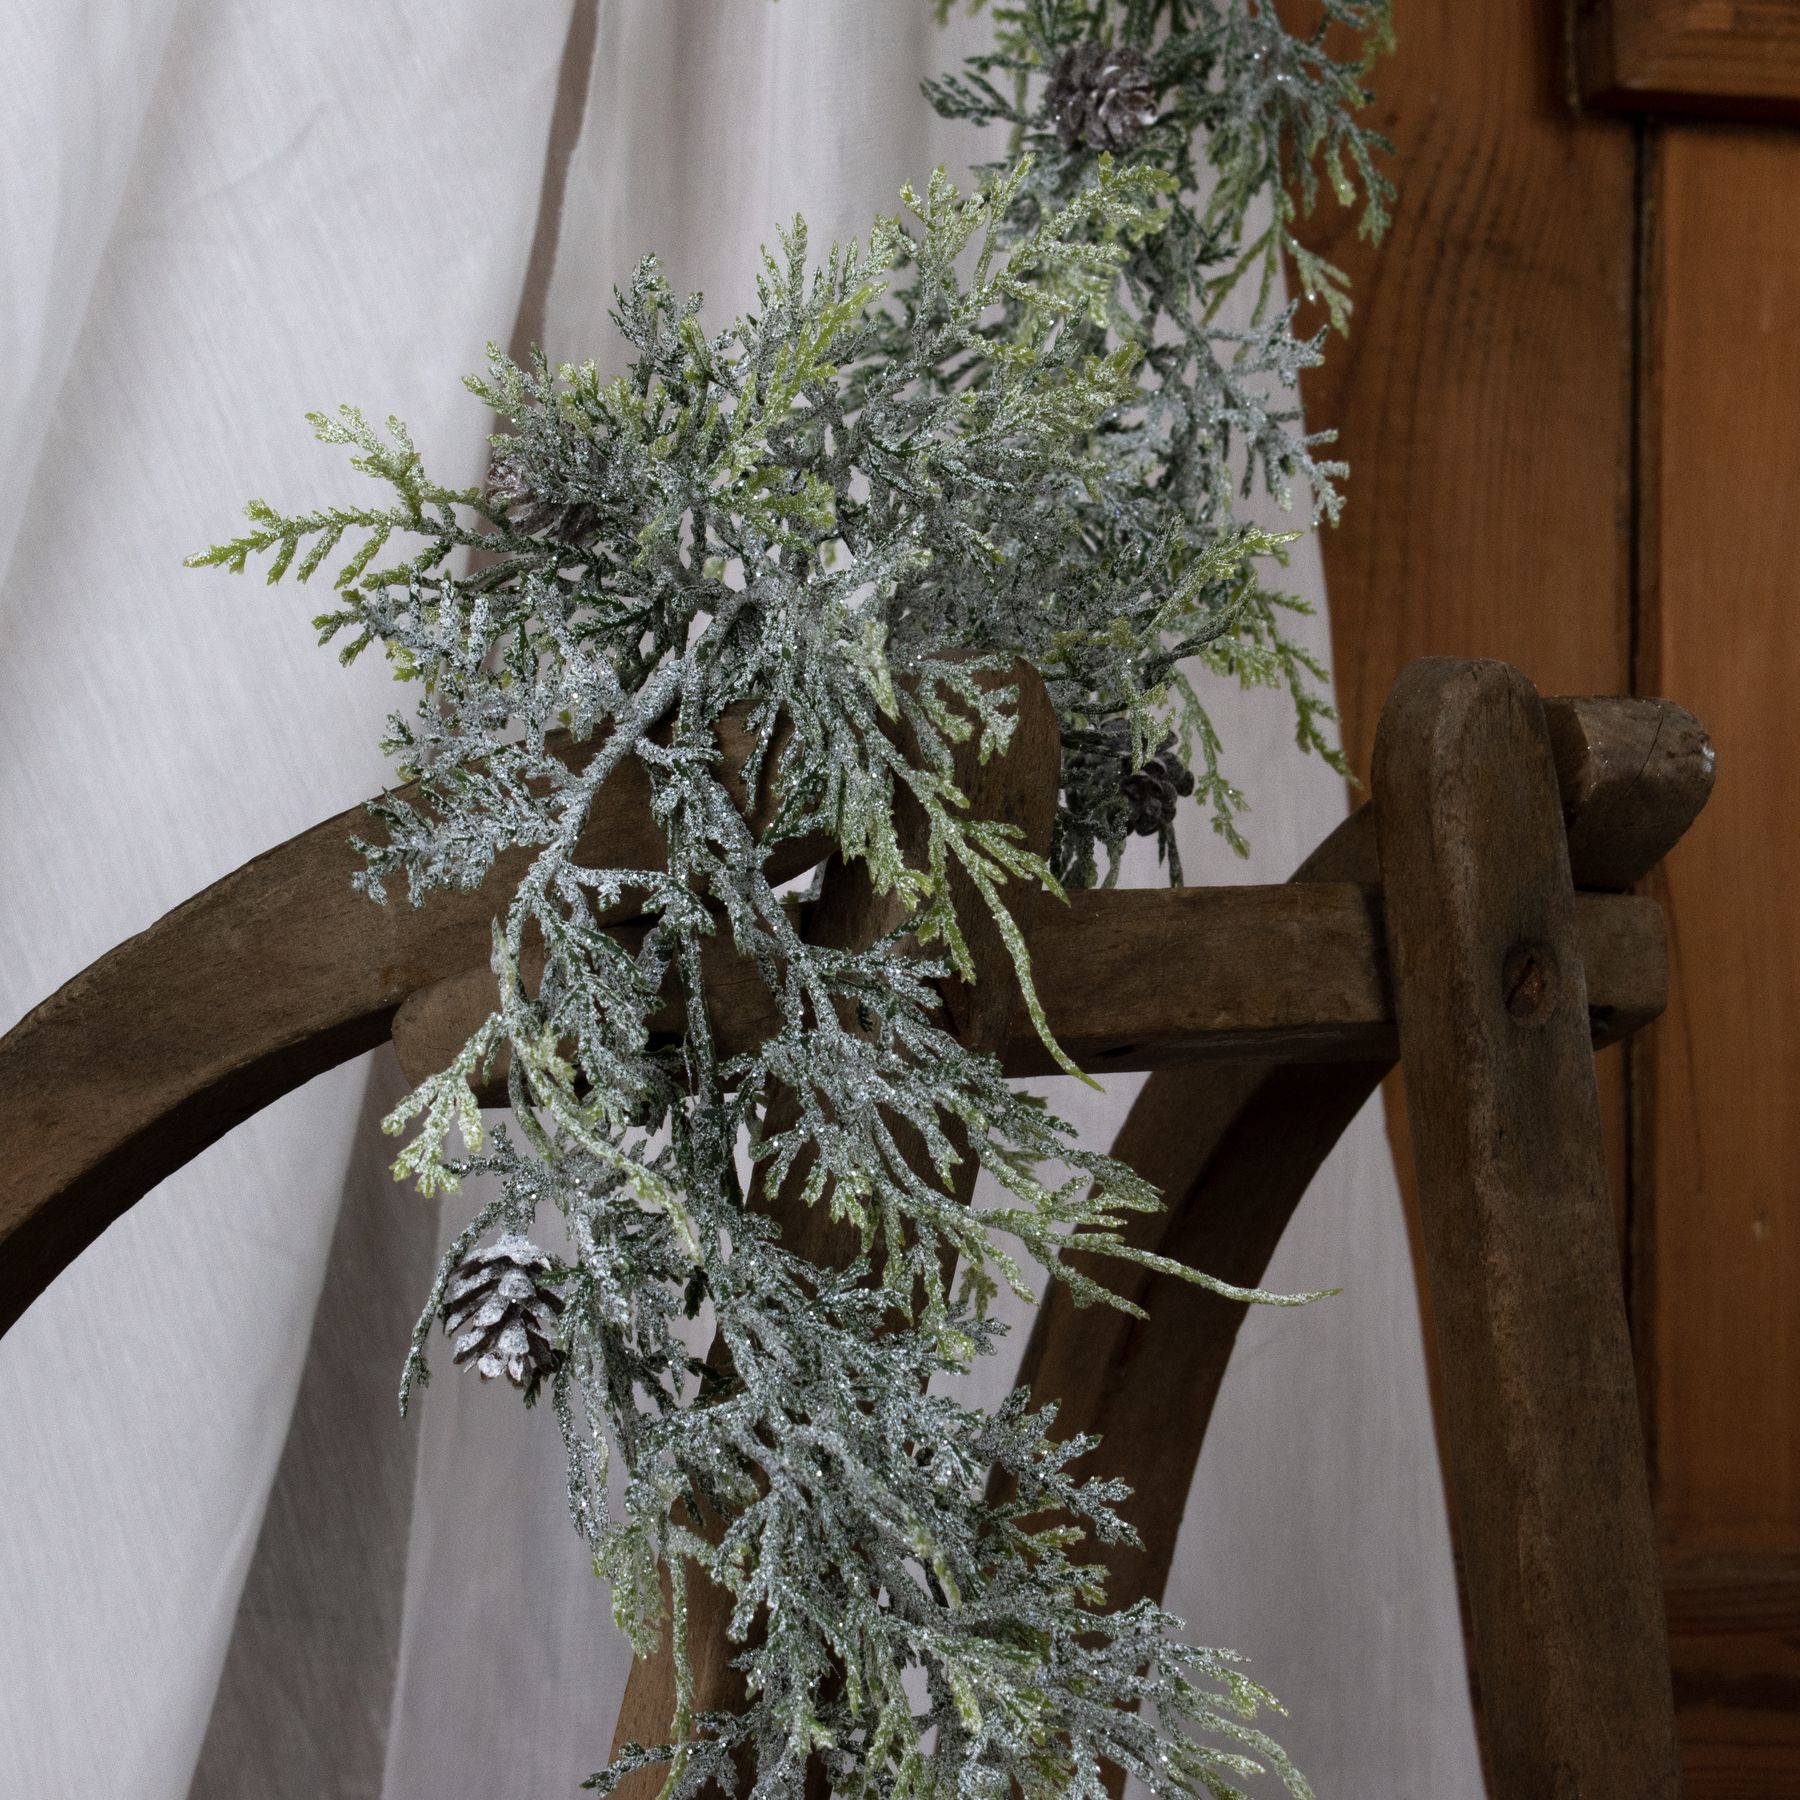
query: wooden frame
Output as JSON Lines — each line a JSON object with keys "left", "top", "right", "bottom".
{"left": 1575, "top": 0, "right": 1800, "bottom": 120}
{"left": 0, "top": 655, "right": 1715, "bottom": 1791}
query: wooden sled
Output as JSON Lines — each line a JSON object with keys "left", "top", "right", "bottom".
{"left": 0, "top": 656, "right": 1712, "bottom": 1796}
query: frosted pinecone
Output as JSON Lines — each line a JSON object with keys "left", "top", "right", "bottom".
{"left": 1045, "top": 42, "right": 1159, "bottom": 153}
{"left": 485, "top": 446, "right": 599, "bottom": 545}
{"left": 442, "top": 1233, "right": 565, "bottom": 1399}
{"left": 1104, "top": 719, "right": 1197, "bottom": 837}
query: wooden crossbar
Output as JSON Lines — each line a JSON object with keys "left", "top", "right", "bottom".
{"left": 390, "top": 884, "right": 1665, "bottom": 1092}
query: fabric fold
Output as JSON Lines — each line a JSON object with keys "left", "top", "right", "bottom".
{"left": 0, "top": 4, "right": 572, "bottom": 1796}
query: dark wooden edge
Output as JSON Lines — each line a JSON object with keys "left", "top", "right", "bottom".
{"left": 1574, "top": 0, "right": 1800, "bottom": 122}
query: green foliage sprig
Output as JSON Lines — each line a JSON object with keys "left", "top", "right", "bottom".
{"left": 924, "top": 0, "right": 1392, "bottom": 879}
{"left": 193, "top": 4, "right": 1389, "bottom": 1795}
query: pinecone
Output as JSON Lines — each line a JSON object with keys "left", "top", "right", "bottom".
{"left": 1045, "top": 42, "right": 1160, "bottom": 153}
{"left": 442, "top": 1232, "right": 565, "bottom": 1398}
{"left": 485, "top": 446, "right": 599, "bottom": 545}
{"left": 1103, "top": 719, "right": 1197, "bottom": 837}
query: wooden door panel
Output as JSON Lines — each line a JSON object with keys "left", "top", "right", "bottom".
{"left": 1641, "top": 123, "right": 1800, "bottom": 1554}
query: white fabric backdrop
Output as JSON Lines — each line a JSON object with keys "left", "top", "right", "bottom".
{"left": 0, "top": 5, "right": 1485, "bottom": 1796}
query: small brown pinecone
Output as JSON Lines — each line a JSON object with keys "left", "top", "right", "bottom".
{"left": 1045, "top": 42, "right": 1160, "bottom": 153}
{"left": 442, "top": 1233, "right": 565, "bottom": 1398}
{"left": 1104, "top": 719, "right": 1197, "bottom": 837}
{"left": 485, "top": 446, "right": 599, "bottom": 545}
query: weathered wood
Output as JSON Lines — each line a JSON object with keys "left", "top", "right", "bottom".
{"left": 1291, "top": 693, "right": 1714, "bottom": 892}
{"left": 606, "top": 664, "right": 1063, "bottom": 1800}
{"left": 1575, "top": 0, "right": 1800, "bottom": 122}
{"left": 1545, "top": 693, "right": 1716, "bottom": 892}
{"left": 1374, "top": 656, "right": 1678, "bottom": 1796}
{"left": 1005, "top": 691, "right": 1710, "bottom": 1614}
{"left": 395, "top": 693, "right": 1701, "bottom": 1100}
{"left": 0, "top": 712, "right": 825, "bottom": 1338}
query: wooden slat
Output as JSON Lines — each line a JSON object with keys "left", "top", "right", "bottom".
{"left": 1640, "top": 123, "right": 1800, "bottom": 1565}
{"left": 0, "top": 714, "right": 825, "bottom": 1338}
{"left": 1576, "top": 0, "right": 1800, "bottom": 122}
{"left": 1374, "top": 656, "right": 1678, "bottom": 1796}
{"left": 393, "top": 692, "right": 1709, "bottom": 1094}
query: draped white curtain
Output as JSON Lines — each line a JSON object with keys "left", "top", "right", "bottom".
{"left": 0, "top": 5, "right": 1483, "bottom": 1796}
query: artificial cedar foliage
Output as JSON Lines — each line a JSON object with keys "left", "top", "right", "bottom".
{"left": 191, "top": 5, "right": 1391, "bottom": 1795}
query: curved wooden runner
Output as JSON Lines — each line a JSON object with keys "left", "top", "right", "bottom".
{"left": 0, "top": 713, "right": 824, "bottom": 1337}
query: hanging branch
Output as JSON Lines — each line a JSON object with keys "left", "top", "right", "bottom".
{"left": 191, "top": 4, "right": 1390, "bottom": 1795}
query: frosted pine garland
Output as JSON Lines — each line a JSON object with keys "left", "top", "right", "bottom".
{"left": 193, "top": 4, "right": 1389, "bottom": 1794}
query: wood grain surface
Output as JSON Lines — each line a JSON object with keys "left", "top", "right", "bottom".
{"left": 1374, "top": 657, "right": 1678, "bottom": 1797}
{"left": 1639, "top": 124, "right": 1800, "bottom": 1560}
{"left": 1631, "top": 115, "right": 1800, "bottom": 1790}
{"left": 1278, "top": 0, "right": 1635, "bottom": 741}
{"left": 1663, "top": 1554, "right": 1800, "bottom": 1799}
{"left": 1576, "top": 0, "right": 1800, "bottom": 121}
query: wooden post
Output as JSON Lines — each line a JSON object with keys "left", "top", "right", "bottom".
{"left": 1373, "top": 657, "right": 1679, "bottom": 1797}
{"left": 1008, "top": 689, "right": 1708, "bottom": 1621}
